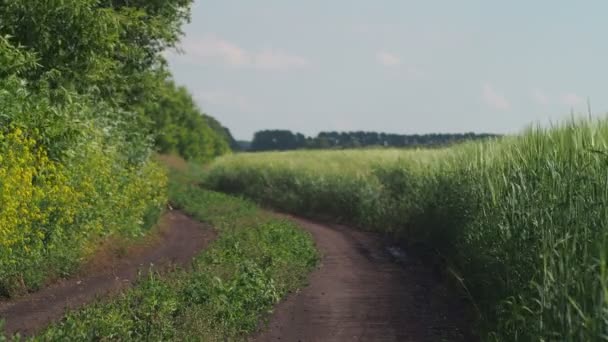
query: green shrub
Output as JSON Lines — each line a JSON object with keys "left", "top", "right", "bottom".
{"left": 0, "top": 76, "right": 167, "bottom": 296}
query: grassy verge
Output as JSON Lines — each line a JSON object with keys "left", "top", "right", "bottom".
{"left": 205, "top": 120, "right": 608, "bottom": 341}
{"left": 8, "top": 162, "right": 317, "bottom": 341}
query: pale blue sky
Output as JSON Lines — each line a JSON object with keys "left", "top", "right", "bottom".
{"left": 166, "top": 1, "right": 608, "bottom": 140}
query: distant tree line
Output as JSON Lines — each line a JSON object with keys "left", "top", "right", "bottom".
{"left": 248, "top": 130, "right": 499, "bottom": 151}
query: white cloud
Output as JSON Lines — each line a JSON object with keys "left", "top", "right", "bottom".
{"left": 189, "top": 35, "right": 249, "bottom": 66}
{"left": 531, "top": 88, "right": 549, "bottom": 106}
{"left": 195, "top": 90, "right": 254, "bottom": 111}
{"left": 374, "top": 50, "right": 426, "bottom": 79}
{"left": 254, "top": 50, "right": 309, "bottom": 70}
{"left": 173, "top": 34, "right": 309, "bottom": 71}
{"left": 482, "top": 83, "right": 510, "bottom": 110}
{"left": 561, "top": 93, "right": 584, "bottom": 106}
{"left": 376, "top": 51, "right": 401, "bottom": 67}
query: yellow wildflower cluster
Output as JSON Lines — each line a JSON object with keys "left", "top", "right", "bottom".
{"left": 0, "top": 129, "right": 72, "bottom": 247}
{"left": 0, "top": 128, "right": 167, "bottom": 296}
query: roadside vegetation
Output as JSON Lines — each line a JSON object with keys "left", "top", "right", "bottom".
{"left": 0, "top": 1, "right": 231, "bottom": 297}
{"left": 3, "top": 162, "right": 317, "bottom": 341}
{"left": 206, "top": 119, "right": 608, "bottom": 341}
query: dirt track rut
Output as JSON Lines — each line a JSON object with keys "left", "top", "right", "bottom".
{"left": 253, "top": 215, "right": 472, "bottom": 342}
{"left": 0, "top": 210, "right": 215, "bottom": 337}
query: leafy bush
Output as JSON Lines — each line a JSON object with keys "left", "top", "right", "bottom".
{"left": 0, "top": 75, "right": 167, "bottom": 296}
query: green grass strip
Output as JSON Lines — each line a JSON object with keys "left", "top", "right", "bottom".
{"left": 6, "top": 164, "right": 318, "bottom": 341}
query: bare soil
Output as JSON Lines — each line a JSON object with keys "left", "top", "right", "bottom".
{"left": 253, "top": 215, "right": 474, "bottom": 342}
{"left": 0, "top": 210, "right": 216, "bottom": 337}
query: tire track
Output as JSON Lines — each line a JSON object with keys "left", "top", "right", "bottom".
{"left": 253, "top": 215, "right": 472, "bottom": 342}
{"left": 0, "top": 210, "right": 215, "bottom": 337}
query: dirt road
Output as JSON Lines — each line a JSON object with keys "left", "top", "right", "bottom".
{"left": 253, "top": 215, "right": 472, "bottom": 342}
{"left": 0, "top": 210, "right": 215, "bottom": 337}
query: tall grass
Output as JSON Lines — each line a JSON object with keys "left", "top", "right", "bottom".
{"left": 206, "top": 119, "right": 608, "bottom": 340}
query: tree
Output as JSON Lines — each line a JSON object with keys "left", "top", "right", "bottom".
{"left": 248, "top": 129, "right": 499, "bottom": 151}
{"left": 250, "top": 130, "right": 307, "bottom": 151}
{"left": 146, "top": 80, "right": 230, "bottom": 161}
{"left": 0, "top": 0, "right": 232, "bottom": 160}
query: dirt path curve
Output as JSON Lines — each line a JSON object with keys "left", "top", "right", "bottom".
{"left": 0, "top": 210, "right": 215, "bottom": 337}
{"left": 254, "top": 215, "right": 472, "bottom": 342}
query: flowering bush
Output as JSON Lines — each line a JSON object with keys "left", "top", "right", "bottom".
{"left": 0, "top": 1, "right": 228, "bottom": 297}
{"left": 0, "top": 76, "right": 167, "bottom": 297}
